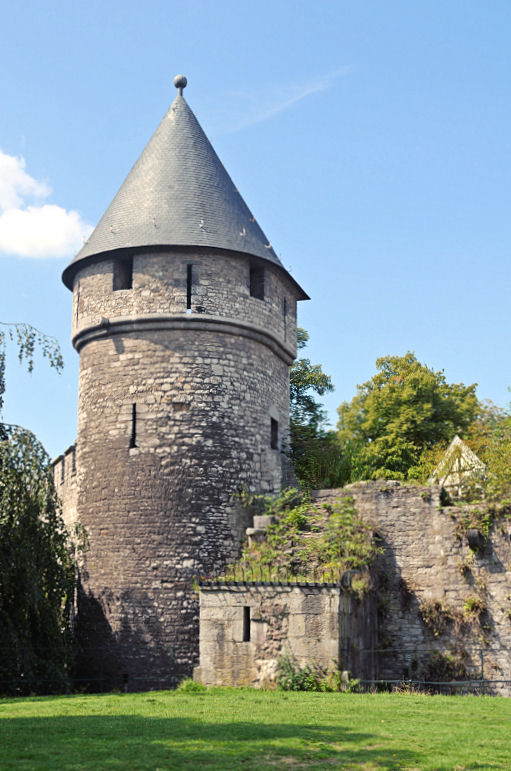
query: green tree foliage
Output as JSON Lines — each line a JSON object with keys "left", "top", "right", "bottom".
{"left": 0, "top": 323, "right": 73, "bottom": 695}
{"left": 290, "top": 330, "right": 350, "bottom": 489}
{"left": 290, "top": 328, "right": 333, "bottom": 432}
{"left": 416, "top": 401, "right": 511, "bottom": 502}
{"left": 337, "top": 352, "right": 479, "bottom": 481}
{"left": 464, "top": 403, "right": 511, "bottom": 502}
{"left": 0, "top": 322, "right": 63, "bottom": 413}
{"left": 0, "top": 426, "right": 75, "bottom": 694}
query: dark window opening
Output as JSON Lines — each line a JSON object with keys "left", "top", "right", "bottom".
{"left": 271, "top": 418, "right": 279, "bottom": 450}
{"left": 242, "top": 606, "right": 251, "bottom": 642}
{"left": 283, "top": 297, "right": 287, "bottom": 340}
{"left": 113, "top": 257, "right": 133, "bottom": 291}
{"left": 249, "top": 265, "right": 265, "bottom": 300}
{"left": 186, "top": 264, "right": 193, "bottom": 312}
{"left": 129, "top": 403, "right": 137, "bottom": 448}
{"left": 75, "top": 282, "right": 80, "bottom": 321}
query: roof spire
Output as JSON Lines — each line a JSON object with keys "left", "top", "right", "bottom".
{"left": 62, "top": 75, "right": 310, "bottom": 298}
{"left": 173, "top": 74, "right": 187, "bottom": 96}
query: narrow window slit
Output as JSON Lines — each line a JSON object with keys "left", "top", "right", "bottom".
{"left": 113, "top": 257, "right": 133, "bottom": 291}
{"left": 129, "top": 403, "right": 137, "bottom": 448}
{"left": 75, "top": 282, "right": 80, "bottom": 322}
{"left": 249, "top": 265, "right": 265, "bottom": 300}
{"left": 271, "top": 418, "right": 279, "bottom": 450}
{"left": 186, "top": 264, "right": 192, "bottom": 312}
{"left": 243, "top": 606, "right": 251, "bottom": 642}
{"left": 283, "top": 297, "right": 287, "bottom": 340}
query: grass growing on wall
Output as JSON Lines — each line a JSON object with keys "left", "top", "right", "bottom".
{"left": 1, "top": 689, "right": 510, "bottom": 770}
{"left": 223, "top": 488, "right": 381, "bottom": 585}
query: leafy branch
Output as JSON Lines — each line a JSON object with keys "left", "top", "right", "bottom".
{"left": 0, "top": 322, "right": 64, "bottom": 414}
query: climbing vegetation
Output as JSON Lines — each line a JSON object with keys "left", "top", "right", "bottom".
{"left": 225, "top": 489, "right": 381, "bottom": 586}
{"left": 418, "top": 599, "right": 456, "bottom": 638}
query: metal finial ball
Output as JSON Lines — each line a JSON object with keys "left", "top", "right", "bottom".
{"left": 173, "top": 75, "right": 188, "bottom": 90}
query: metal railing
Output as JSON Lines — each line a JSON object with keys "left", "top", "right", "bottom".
{"left": 344, "top": 646, "right": 511, "bottom": 696}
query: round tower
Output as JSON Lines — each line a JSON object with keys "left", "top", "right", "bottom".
{"left": 62, "top": 76, "right": 308, "bottom": 689}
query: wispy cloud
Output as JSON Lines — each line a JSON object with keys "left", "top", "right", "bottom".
{"left": 213, "top": 67, "right": 350, "bottom": 134}
{"left": 0, "top": 150, "right": 93, "bottom": 258}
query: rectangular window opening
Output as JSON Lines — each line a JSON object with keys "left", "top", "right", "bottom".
{"left": 113, "top": 257, "right": 133, "bottom": 291}
{"left": 270, "top": 417, "right": 279, "bottom": 450}
{"left": 283, "top": 297, "right": 287, "bottom": 340}
{"left": 242, "top": 606, "right": 251, "bottom": 642}
{"left": 129, "top": 403, "right": 137, "bottom": 448}
{"left": 186, "top": 264, "right": 193, "bottom": 312}
{"left": 249, "top": 265, "right": 265, "bottom": 300}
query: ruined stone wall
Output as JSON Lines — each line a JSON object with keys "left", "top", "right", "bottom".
{"left": 69, "top": 248, "right": 300, "bottom": 690}
{"left": 314, "top": 482, "right": 511, "bottom": 695}
{"left": 196, "top": 584, "right": 376, "bottom": 687}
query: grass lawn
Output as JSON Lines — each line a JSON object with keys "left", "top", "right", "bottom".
{"left": 0, "top": 689, "right": 510, "bottom": 770}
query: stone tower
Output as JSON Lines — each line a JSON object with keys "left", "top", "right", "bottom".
{"left": 60, "top": 75, "right": 308, "bottom": 689}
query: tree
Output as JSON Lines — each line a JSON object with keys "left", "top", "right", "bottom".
{"left": 0, "top": 323, "right": 73, "bottom": 695}
{"left": 337, "top": 352, "right": 479, "bottom": 481}
{"left": 0, "top": 426, "right": 75, "bottom": 694}
{"left": 0, "top": 322, "right": 63, "bottom": 415}
{"left": 290, "top": 330, "right": 350, "bottom": 489}
{"left": 290, "top": 329, "right": 333, "bottom": 432}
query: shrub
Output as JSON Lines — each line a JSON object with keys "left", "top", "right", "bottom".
{"left": 276, "top": 655, "right": 359, "bottom": 692}
{"left": 276, "top": 655, "right": 323, "bottom": 691}
{"left": 425, "top": 649, "right": 469, "bottom": 682}
{"left": 419, "top": 599, "right": 453, "bottom": 637}
{"left": 177, "top": 678, "right": 207, "bottom": 693}
{"left": 463, "top": 595, "right": 486, "bottom": 620}
{"left": 455, "top": 507, "right": 494, "bottom": 547}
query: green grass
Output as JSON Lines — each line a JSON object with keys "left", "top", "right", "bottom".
{"left": 1, "top": 689, "right": 510, "bottom": 770}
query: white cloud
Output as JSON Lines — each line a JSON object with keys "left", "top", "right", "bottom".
{"left": 0, "top": 149, "right": 93, "bottom": 259}
{"left": 217, "top": 66, "right": 351, "bottom": 134}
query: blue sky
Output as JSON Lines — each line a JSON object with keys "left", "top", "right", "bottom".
{"left": 1, "top": 0, "right": 510, "bottom": 458}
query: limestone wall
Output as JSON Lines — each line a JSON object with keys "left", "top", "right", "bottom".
{"left": 315, "top": 482, "right": 511, "bottom": 695}
{"left": 52, "top": 444, "right": 78, "bottom": 529}
{"left": 71, "top": 249, "right": 298, "bottom": 357}
{"left": 196, "top": 584, "right": 376, "bottom": 687}
{"left": 67, "top": 246, "right": 302, "bottom": 689}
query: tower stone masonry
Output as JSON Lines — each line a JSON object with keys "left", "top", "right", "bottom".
{"left": 56, "top": 75, "right": 308, "bottom": 689}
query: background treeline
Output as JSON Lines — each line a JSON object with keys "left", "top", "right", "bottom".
{"left": 290, "top": 330, "right": 511, "bottom": 501}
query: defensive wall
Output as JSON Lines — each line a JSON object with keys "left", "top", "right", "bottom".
{"left": 53, "top": 444, "right": 78, "bottom": 528}
{"left": 198, "top": 481, "right": 511, "bottom": 694}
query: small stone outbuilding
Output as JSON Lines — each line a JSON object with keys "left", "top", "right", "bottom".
{"left": 194, "top": 581, "right": 376, "bottom": 687}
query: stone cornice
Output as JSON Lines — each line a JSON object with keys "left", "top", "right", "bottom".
{"left": 72, "top": 313, "right": 295, "bottom": 365}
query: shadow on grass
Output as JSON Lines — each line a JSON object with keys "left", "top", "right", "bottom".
{"left": 0, "top": 714, "right": 423, "bottom": 770}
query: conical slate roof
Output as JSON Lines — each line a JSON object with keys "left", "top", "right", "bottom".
{"left": 63, "top": 77, "right": 296, "bottom": 291}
